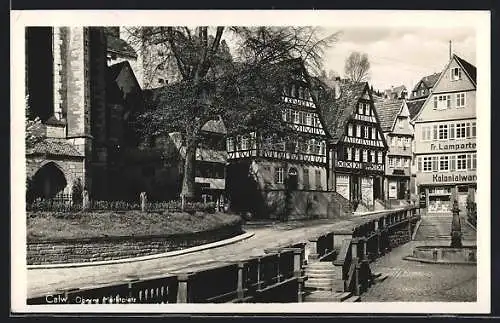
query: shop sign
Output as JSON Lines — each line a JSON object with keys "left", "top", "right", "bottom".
{"left": 432, "top": 173, "right": 477, "bottom": 183}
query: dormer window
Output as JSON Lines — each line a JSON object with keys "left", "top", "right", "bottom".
{"left": 451, "top": 67, "right": 462, "bottom": 81}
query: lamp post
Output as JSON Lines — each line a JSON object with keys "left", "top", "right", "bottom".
{"left": 450, "top": 199, "right": 462, "bottom": 248}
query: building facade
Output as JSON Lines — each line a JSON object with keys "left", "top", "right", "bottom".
{"left": 225, "top": 61, "right": 329, "bottom": 219}
{"left": 26, "top": 27, "right": 108, "bottom": 200}
{"left": 322, "top": 80, "right": 388, "bottom": 210}
{"left": 413, "top": 54, "right": 477, "bottom": 213}
{"left": 376, "top": 99, "right": 414, "bottom": 201}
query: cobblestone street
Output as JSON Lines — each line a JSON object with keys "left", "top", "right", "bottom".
{"left": 362, "top": 216, "right": 477, "bottom": 302}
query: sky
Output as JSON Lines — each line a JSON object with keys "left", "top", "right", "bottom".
{"left": 319, "top": 27, "right": 476, "bottom": 92}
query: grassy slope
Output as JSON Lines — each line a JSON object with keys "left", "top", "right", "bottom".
{"left": 27, "top": 211, "right": 242, "bottom": 241}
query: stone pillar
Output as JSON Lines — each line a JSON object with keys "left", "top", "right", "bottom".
{"left": 306, "top": 237, "right": 319, "bottom": 263}
{"left": 176, "top": 274, "right": 191, "bottom": 303}
{"left": 236, "top": 262, "right": 245, "bottom": 300}
{"left": 140, "top": 192, "right": 148, "bottom": 212}
{"left": 293, "top": 248, "right": 302, "bottom": 277}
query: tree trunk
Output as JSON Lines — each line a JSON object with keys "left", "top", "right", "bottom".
{"left": 181, "top": 137, "right": 197, "bottom": 210}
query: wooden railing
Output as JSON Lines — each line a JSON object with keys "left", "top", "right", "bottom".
{"left": 28, "top": 246, "right": 306, "bottom": 305}
{"left": 332, "top": 205, "right": 420, "bottom": 296}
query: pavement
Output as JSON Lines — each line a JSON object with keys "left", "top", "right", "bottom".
{"left": 27, "top": 214, "right": 385, "bottom": 299}
{"left": 362, "top": 214, "right": 477, "bottom": 302}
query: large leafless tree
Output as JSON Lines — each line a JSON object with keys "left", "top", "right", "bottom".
{"left": 125, "top": 26, "right": 339, "bottom": 207}
{"left": 344, "top": 51, "right": 371, "bottom": 82}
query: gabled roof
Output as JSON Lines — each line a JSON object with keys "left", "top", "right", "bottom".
{"left": 201, "top": 118, "right": 227, "bottom": 134}
{"left": 414, "top": 72, "right": 441, "bottom": 91}
{"left": 317, "top": 80, "right": 369, "bottom": 143}
{"left": 407, "top": 99, "right": 426, "bottom": 120}
{"left": 27, "top": 138, "right": 84, "bottom": 158}
{"left": 107, "top": 61, "right": 143, "bottom": 105}
{"left": 454, "top": 54, "right": 476, "bottom": 85}
{"left": 375, "top": 99, "right": 404, "bottom": 132}
{"left": 106, "top": 34, "right": 137, "bottom": 59}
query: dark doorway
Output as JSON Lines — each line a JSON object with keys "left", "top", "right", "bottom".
{"left": 287, "top": 167, "right": 298, "bottom": 191}
{"left": 373, "top": 176, "right": 382, "bottom": 200}
{"left": 31, "top": 163, "right": 67, "bottom": 199}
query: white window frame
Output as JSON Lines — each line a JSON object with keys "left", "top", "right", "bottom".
{"left": 356, "top": 125, "right": 362, "bottom": 138}
{"left": 370, "top": 150, "right": 376, "bottom": 163}
{"left": 306, "top": 113, "right": 312, "bottom": 126}
{"left": 354, "top": 148, "right": 360, "bottom": 161}
{"left": 226, "top": 137, "right": 234, "bottom": 152}
{"left": 451, "top": 67, "right": 462, "bottom": 81}
{"left": 346, "top": 147, "right": 352, "bottom": 160}
{"left": 421, "top": 126, "right": 431, "bottom": 142}
{"left": 348, "top": 124, "right": 353, "bottom": 137}
{"left": 275, "top": 167, "right": 284, "bottom": 184}
{"left": 456, "top": 93, "right": 466, "bottom": 108}
{"left": 358, "top": 103, "right": 364, "bottom": 115}
{"left": 389, "top": 157, "right": 394, "bottom": 167}
{"left": 364, "top": 126, "right": 370, "bottom": 139}
{"left": 438, "top": 124, "right": 449, "bottom": 140}
{"left": 439, "top": 156, "right": 449, "bottom": 172}
{"left": 377, "top": 151, "right": 383, "bottom": 164}
{"left": 293, "top": 111, "right": 300, "bottom": 124}
{"left": 455, "top": 122, "right": 467, "bottom": 139}
{"left": 362, "top": 149, "right": 368, "bottom": 162}
{"left": 423, "top": 156, "right": 432, "bottom": 172}
{"left": 241, "top": 136, "right": 249, "bottom": 150}
{"left": 371, "top": 128, "right": 376, "bottom": 140}
{"left": 456, "top": 154, "right": 467, "bottom": 171}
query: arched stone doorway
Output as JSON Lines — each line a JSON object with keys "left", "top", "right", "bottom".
{"left": 31, "top": 162, "right": 67, "bottom": 200}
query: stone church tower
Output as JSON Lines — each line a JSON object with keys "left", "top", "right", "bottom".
{"left": 26, "top": 27, "right": 109, "bottom": 200}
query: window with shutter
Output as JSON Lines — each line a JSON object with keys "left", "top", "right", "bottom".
{"left": 433, "top": 97, "right": 437, "bottom": 110}
{"left": 433, "top": 125, "right": 438, "bottom": 140}
{"left": 449, "top": 124, "right": 455, "bottom": 139}
{"left": 472, "top": 122, "right": 476, "bottom": 138}
{"left": 472, "top": 153, "right": 477, "bottom": 170}
{"left": 450, "top": 155, "right": 456, "bottom": 171}
{"left": 432, "top": 156, "right": 438, "bottom": 171}
{"left": 466, "top": 123, "right": 471, "bottom": 138}
{"left": 467, "top": 154, "right": 472, "bottom": 169}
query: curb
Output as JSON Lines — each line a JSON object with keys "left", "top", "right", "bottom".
{"left": 27, "top": 231, "right": 255, "bottom": 270}
{"left": 403, "top": 255, "right": 476, "bottom": 265}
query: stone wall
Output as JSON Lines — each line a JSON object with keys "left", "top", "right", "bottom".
{"left": 261, "top": 190, "right": 353, "bottom": 220}
{"left": 27, "top": 222, "right": 242, "bottom": 265}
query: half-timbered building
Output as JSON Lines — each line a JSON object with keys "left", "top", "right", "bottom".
{"left": 225, "top": 60, "right": 329, "bottom": 219}
{"left": 320, "top": 80, "right": 388, "bottom": 210}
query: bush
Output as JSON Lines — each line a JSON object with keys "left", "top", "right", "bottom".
{"left": 26, "top": 199, "right": 217, "bottom": 214}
